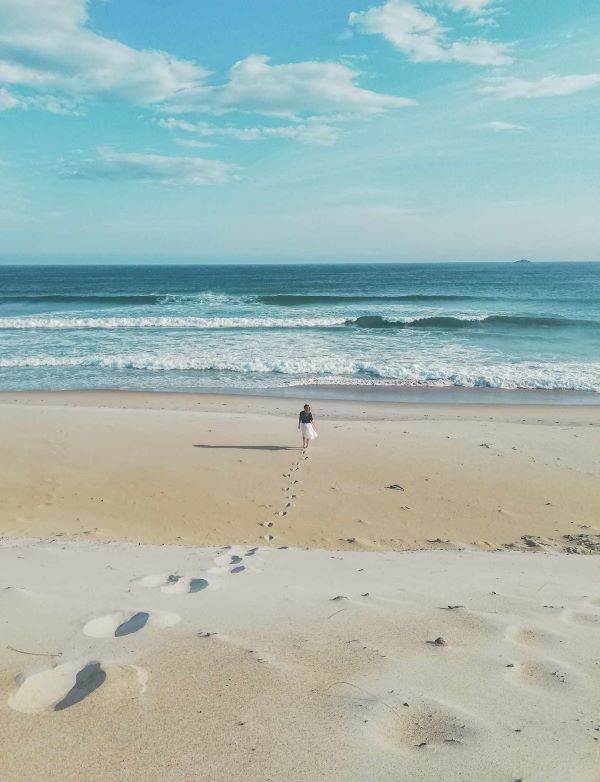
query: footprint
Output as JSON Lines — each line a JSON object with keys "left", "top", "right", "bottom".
{"left": 213, "top": 551, "right": 249, "bottom": 568}
{"left": 133, "top": 573, "right": 176, "bottom": 588}
{"left": 8, "top": 661, "right": 107, "bottom": 714}
{"left": 231, "top": 565, "right": 246, "bottom": 574}
{"left": 162, "top": 577, "right": 209, "bottom": 595}
{"left": 133, "top": 573, "right": 209, "bottom": 594}
{"left": 83, "top": 610, "right": 180, "bottom": 638}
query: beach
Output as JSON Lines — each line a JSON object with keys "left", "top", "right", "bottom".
{"left": 1, "top": 540, "right": 599, "bottom": 782}
{"left": 1, "top": 391, "right": 598, "bottom": 552}
{"left": 1, "top": 391, "right": 599, "bottom": 782}
{"left": 2, "top": 0, "right": 600, "bottom": 775}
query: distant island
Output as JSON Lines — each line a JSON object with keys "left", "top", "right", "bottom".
{"left": 514, "top": 258, "right": 533, "bottom": 264}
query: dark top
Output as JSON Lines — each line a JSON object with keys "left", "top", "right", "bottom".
{"left": 299, "top": 410, "right": 313, "bottom": 424}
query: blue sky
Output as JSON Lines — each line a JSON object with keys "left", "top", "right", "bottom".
{"left": 0, "top": 0, "right": 599, "bottom": 262}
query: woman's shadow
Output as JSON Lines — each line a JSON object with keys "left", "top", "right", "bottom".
{"left": 194, "top": 445, "right": 301, "bottom": 451}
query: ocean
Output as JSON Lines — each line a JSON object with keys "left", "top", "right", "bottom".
{"left": 1, "top": 262, "right": 599, "bottom": 401}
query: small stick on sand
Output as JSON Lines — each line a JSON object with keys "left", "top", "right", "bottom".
{"left": 7, "top": 645, "right": 62, "bottom": 658}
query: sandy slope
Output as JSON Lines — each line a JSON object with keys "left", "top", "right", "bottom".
{"left": 0, "top": 391, "right": 598, "bottom": 552}
{"left": 0, "top": 540, "right": 599, "bottom": 782}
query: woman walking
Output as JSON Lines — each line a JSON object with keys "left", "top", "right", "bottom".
{"left": 298, "top": 404, "right": 318, "bottom": 450}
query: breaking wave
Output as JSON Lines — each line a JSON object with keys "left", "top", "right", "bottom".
{"left": 1, "top": 313, "right": 597, "bottom": 331}
{"left": 2, "top": 353, "right": 599, "bottom": 392}
{"left": 346, "top": 314, "right": 598, "bottom": 329}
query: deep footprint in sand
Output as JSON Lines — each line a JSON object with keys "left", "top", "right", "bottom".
{"left": 9, "top": 661, "right": 106, "bottom": 714}
{"left": 8, "top": 661, "right": 147, "bottom": 714}
{"left": 213, "top": 552, "right": 243, "bottom": 567}
{"left": 132, "top": 573, "right": 209, "bottom": 594}
{"left": 212, "top": 548, "right": 255, "bottom": 574}
{"left": 83, "top": 610, "right": 180, "bottom": 638}
{"left": 162, "top": 576, "right": 209, "bottom": 594}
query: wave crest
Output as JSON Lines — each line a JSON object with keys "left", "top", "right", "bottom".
{"left": 346, "top": 314, "right": 597, "bottom": 329}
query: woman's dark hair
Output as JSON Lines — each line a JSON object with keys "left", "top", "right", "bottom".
{"left": 304, "top": 403, "right": 310, "bottom": 409}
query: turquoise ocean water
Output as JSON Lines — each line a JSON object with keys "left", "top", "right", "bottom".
{"left": 1, "top": 263, "right": 599, "bottom": 400}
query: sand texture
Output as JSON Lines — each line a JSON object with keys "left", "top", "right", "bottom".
{"left": 1, "top": 391, "right": 599, "bottom": 781}
{"left": 1, "top": 540, "right": 599, "bottom": 782}
{"left": 0, "top": 391, "right": 598, "bottom": 552}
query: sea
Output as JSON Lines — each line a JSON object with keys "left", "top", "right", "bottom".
{"left": 1, "top": 262, "right": 599, "bottom": 403}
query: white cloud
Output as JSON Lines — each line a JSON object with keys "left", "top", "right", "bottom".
{"left": 469, "top": 16, "right": 498, "bottom": 28}
{"left": 448, "top": 39, "right": 510, "bottom": 66}
{"left": 0, "top": 86, "right": 77, "bottom": 113}
{"left": 349, "top": 0, "right": 512, "bottom": 66}
{"left": 174, "top": 138, "right": 216, "bottom": 150}
{"left": 485, "top": 120, "right": 529, "bottom": 132}
{"left": 482, "top": 73, "right": 600, "bottom": 99}
{"left": 444, "top": 0, "right": 494, "bottom": 14}
{"left": 0, "top": 0, "right": 206, "bottom": 107}
{"left": 166, "top": 54, "right": 415, "bottom": 117}
{"left": 0, "top": 86, "right": 19, "bottom": 109}
{"left": 160, "top": 117, "right": 339, "bottom": 146}
{"left": 65, "top": 148, "right": 239, "bottom": 186}
{"left": 0, "top": 1, "right": 413, "bottom": 124}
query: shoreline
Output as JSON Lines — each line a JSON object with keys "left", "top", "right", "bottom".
{"left": 1, "top": 384, "right": 599, "bottom": 406}
{"left": 1, "top": 390, "right": 598, "bottom": 553}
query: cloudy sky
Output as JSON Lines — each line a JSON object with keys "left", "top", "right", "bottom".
{"left": 1, "top": 0, "right": 599, "bottom": 262}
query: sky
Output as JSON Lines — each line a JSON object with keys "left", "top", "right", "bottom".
{"left": 0, "top": 0, "right": 599, "bottom": 263}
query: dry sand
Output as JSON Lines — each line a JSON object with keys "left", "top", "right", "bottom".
{"left": 1, "top": 391, "right": 599, "bottom": 781}
{"left": 0, "top": 391, "right": 598, "bottom": 552}
{"left": 1, "top": 539, "right": 599, "bottom": 782}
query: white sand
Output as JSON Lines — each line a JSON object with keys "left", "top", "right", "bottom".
{"left": 1, "top": 539, "right": 599, "bottom": 781}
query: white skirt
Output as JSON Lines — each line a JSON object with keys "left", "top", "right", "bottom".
{"left": 300, "top": 422, "right": 318, "bottom": 440}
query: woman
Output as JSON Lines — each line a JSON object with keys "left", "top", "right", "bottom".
{"left": 298, "top": 403, "right": 318, "bottom": 449}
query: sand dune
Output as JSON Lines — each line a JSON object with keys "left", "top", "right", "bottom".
{"left": 1, "top": 539, "right": 599, "bottom": 781}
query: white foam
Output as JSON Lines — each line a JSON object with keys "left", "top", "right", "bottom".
{"left": 0, "top": 315, "right": 347, "bottom": 330}
{"left": 3, "top": 352, "right": 599, "bottom": 391}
